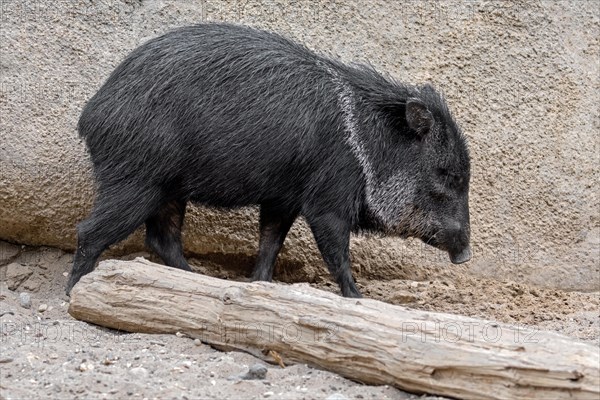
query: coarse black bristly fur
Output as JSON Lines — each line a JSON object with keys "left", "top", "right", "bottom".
{"left": 67, "top": 22, "right": 471, "bottom": 298}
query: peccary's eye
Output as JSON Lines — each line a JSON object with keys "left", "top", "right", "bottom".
{"left": 436, "top": 168, "right": 448, "bottom": 177}
{"left": 436, "top": 168, "right": 462, "bottom": 191}
{"left": 430, "top": 190, "right": 450, "bottom": 202}
{"left": 436, "top": 168, "right": 455, "bottom": 184}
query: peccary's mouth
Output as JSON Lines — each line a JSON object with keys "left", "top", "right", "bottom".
{"left": 449, "top": 246, "right": 472, "bottom": 264}
{"left": 416, "top": 233, "right": 471, "bottom": 265}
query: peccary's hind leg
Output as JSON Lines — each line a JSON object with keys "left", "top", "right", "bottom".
{"left": 251, "top": 205, "right": 298, "bottom": 281}
{"left": 307, "top": 213, "right": 361, "bottom": 298}
{"left": 145, "top": 199, "right": 191, "bottom": 271}
{"left": 66, "top": 185, "right": 162, "bottom": 295}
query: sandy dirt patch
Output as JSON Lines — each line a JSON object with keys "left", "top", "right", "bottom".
{"left": 1, "top": 243, "right": 598, "bottom": 399}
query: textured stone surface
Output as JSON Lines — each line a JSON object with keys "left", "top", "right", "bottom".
{"left": 18, "top": 292, "right": 31, "bottom": 309}
{"left": 5, "top": 263, "right": 33, "bottom": 291}
{"left": 0, "top": 241, "right": 20, "bottom": 266}
{"left": 0, "top": 1, "right": 598, "bottom": 290}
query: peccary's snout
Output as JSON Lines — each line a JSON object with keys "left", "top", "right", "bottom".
{"left": 450, "top": 245, "right": 471, "bottom": 264}
{"left": 447, "top": 220, "right": 471, "bottom": 264}
{"left": 421, "top": 220, "right": 471, "bottom": 264}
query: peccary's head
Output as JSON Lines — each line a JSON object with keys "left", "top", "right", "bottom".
{"left": 354, "top": 82, "right": 471, "bottom": 264}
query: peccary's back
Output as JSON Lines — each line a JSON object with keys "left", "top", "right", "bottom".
{"left": 78, "top": 23, "right": 351, "bottom": 206}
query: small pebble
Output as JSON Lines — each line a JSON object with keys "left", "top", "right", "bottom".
{"left": 243, "top": 363, "right": 268, "bottom": 380}
{"left": 38, "top": 304, "right": 48, "bottom": 312}
{"left": 326, "top": 394, "right": 349, "bottom": 400}
{"left": 229, "top": 363, "right": 268, "bottom": 381}
{"left": 78, "top": 363, "right": 94, "bottom": 372}
{"left": 263, "top": 392, "right": 274, "bottom": 398}
{"left": 19, "top": 293, "right": 31, "bottom": 309}
{"left": 193, "top": 338, "right": 202, "bottom": 346}
{"left": 227, "top": 364, "right": 267, "bottom": 381}
{"left": 181, "top": 360, "right": 192, "bottom": 368}
{"left": 130, "top": 367, "right": 149, "bottom": 378}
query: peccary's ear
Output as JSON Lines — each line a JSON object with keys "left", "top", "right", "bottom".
{"left": 406, "top": 99, "right": 434, "bottom": 136}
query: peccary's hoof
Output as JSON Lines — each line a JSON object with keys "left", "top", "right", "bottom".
{"left": 450, "top": 246, "right": 471, "bottom": 264}
{"left": 65, "top": 277, "right": 76, "bottom": 297}
{"left": 343, "top": 288, "right": 363, "bottom": 298}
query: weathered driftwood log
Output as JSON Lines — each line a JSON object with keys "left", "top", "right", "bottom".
{"left": 69, "top": 258, "right": 599, "bottom": 400}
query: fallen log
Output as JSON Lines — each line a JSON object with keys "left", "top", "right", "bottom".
{"left": 68, "top": 258, "right": 599, "bottom": 400}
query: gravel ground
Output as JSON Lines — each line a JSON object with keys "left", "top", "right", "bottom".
{"left": 1, "top": 243, "right": 598, "bottom": 399}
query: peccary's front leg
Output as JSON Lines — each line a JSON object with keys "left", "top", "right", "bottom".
{"left": 308, "top": 213, "right": 362, "bottom": 298}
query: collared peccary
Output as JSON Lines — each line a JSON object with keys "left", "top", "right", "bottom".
{"left": 66, "top": 22, "right": 471, "bottom": 298}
